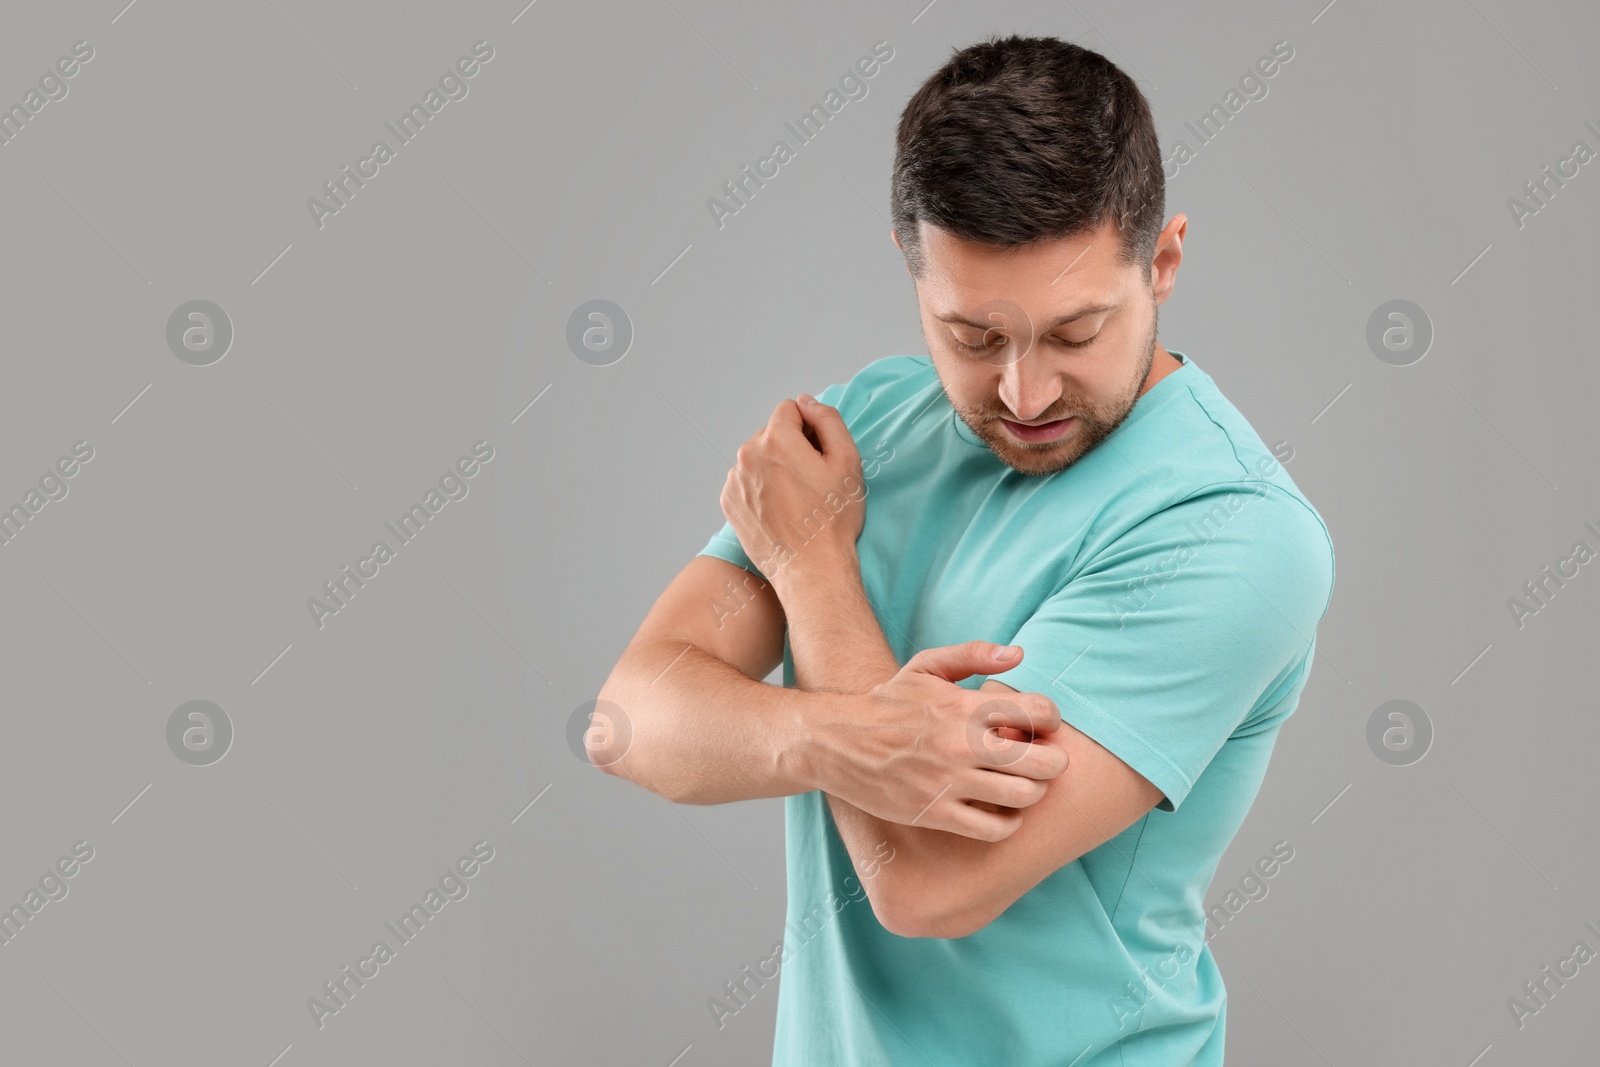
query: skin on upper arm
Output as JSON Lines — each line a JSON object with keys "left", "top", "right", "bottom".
{"left": 619, "top": 555, "right": 787, "bottom": 682}
{"left": 886, "top": 677, "right": 1166, "bottom": 938}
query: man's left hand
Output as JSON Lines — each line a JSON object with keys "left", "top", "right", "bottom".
{"left": 720, "top": 394, "right": 865, "bottom": 590}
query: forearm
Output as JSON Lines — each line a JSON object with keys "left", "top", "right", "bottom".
{"left": 777, "top": 548, "right": 901, "bottom": 694}
{"left": 595, "top": 637, "right": 822, "bottom": 805}
{"left": 776, "top": 559, "right": 958, "bottom": 922}
{"left": 772, "top": 560, "right": 960, "bottom": 932}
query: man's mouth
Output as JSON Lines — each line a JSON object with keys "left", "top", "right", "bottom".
{"left": 998, "top": 416, "right": 1075, "bottom": 443}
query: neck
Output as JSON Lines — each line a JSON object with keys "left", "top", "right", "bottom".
{"left": 1137, "top": 344, "right": 1182, "bottom": 399}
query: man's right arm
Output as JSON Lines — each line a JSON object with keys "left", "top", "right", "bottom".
{"left": 593, "top": 554, "right": 1068, "bottom": 839}
{"left": 593, "top": 555, "right": 819, "bottom": 805}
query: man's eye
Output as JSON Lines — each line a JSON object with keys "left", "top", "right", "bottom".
{"left": 954, "top": 335, "right": 1003, "bottom": 353}
{"left": 954, "top": 333, "right": 1098, "bottom": 353}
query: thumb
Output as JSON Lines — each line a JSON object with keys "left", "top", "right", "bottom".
{"left": 904, "top": 640, "right": 1022, "bottom": 683}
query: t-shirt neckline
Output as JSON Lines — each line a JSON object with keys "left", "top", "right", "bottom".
{"left": 951, "top": 350, "right": 1195, "bottom": 449}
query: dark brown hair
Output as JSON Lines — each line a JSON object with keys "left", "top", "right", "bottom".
{"left": 891, "top": 34, "right": 1164, "bottom": 279}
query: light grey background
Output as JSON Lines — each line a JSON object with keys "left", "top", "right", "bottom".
{"left": 0, "top": 0, "right": 1594, "bottom": 1063}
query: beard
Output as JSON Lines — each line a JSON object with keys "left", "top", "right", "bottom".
{"left": 948, "top": 300, "right": 1158, "bottom": 477}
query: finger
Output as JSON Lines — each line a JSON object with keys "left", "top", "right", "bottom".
{"left": 946, "top": 803, "right": 1024, "bottom": 843}
{"left": 905, "top": 640, "right": 1021, "bottom": 683}
{"left": 972, "top": 691, "right": 1062, "bottom": 736}
{"left": 767, "top": 397, "right": 801, "bottom": 430}
{"left": 767, "top": 399, "right": 826, "bottom": 455}
{"left": 797, "top": 395, "right": 859, "bottom": 459}
{"left": 973, "top": 734, "right": 1069, "bottom": 779}
{"left": 967, "top": 771, "right": 1050, "bottom": 810}
{"left": 921, "top": 799, "right": 1019, "bottom": 841}
{"left": 986, "top": 737, "right": 1070, "bottom": 781}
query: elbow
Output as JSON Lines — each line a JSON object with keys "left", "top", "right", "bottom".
{"left": 587, "top": 676, "right": 697, "bottom": 805}
{"left": 587, "top": 676, "right": 648, "bottom": 786}
{"left": 585, "top": 718, "right": 676, "bottom": 800}
{"left": 590, "top": 671, "right": 712, "bottom": 805}
{"left": 902, "top": 909, "right": 989, "bottom": 941}
{"left": 877, "top": 903, "right": 983, "bottom": 941}
{"left": 870, "top": 883, "right": 988, "bottom": 941}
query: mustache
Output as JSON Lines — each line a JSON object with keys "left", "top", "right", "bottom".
{"left": 984, "top": 405, "right": 1079, "bottom": 422}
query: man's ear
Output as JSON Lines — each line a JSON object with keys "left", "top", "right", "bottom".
{"left": 891, "top": 228, "right": 914, "bottom": 279}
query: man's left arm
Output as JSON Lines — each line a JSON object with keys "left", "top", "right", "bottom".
{"left": 778, "top": 551, "right": 1166, "bottom": 941}
{"left": 779, "top": 494, "right": 1333, "bottom": 942}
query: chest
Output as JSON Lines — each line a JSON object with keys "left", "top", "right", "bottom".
{"left": 852, "top": 462, "right": 1093, "bottom": 664}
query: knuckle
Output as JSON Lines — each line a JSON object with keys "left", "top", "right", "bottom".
{"left": 966, "top": 817, "right": 997, "bottom": 842}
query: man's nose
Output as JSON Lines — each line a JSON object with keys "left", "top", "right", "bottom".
{"left": 997, "top": 343, "right": 1060, "bottom": 421}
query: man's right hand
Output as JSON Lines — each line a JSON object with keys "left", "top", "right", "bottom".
{"left": 805, "top": 641, "right": 1070, "bottom": 842}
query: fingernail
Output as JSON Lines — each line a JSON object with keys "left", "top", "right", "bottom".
{"left": 798, "top": 394, "right": 814, "bottom": 404}
{"left": 993, "top": 645, "right": 1019, "bottom": 661}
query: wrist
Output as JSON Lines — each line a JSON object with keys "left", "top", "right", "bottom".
{"left": 780, "top": 686, "right": 861, "bottom": 796}
{"left": 769, "top": 541, "right": 861, "bottom": 597}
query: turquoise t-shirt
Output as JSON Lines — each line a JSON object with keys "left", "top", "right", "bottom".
{"left": 697, "top": 352, "right": 1335, "bottom": 1066}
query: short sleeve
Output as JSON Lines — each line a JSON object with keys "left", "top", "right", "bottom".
{"left": 695, "top": 380, "right": 851, "bottom": 583}
{"left": 984, "top": 483, "right": 1335, "bottom": 812}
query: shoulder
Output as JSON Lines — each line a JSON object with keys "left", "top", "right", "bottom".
{"left": 1089, "top": 362, "right": 1337, "bottom": 620}
{"left": 822, "top": 355, "right": 937, "bottom": 424}
{"left": 1179, "top": 373, "right": 1333, "bottom": 595}
{"left": 806, "top": 356, "right": 934, "bottom": 435}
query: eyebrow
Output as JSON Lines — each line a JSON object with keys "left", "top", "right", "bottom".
{"left": 936, "top": 302, "right": 1117, "bottom": 332}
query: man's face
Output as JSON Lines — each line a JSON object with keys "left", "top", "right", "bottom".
{"left": 903, "top": 217, "right": 1160, "bottom": 477}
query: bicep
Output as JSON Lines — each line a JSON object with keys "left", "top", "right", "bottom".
{"left": 940, "top": 679, "right": 1163, "bottom": 931}
{"left": 626, "top": 555, "right": 787, "bottom": 682}
{"left": 982, "top": 487, "right": 1334, "bottom": 811}
{"left": 863, "top": 678, "right": 1166, "bottom": 938}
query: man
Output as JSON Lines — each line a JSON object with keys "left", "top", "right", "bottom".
{"left": 596, "top": 34, "right": 1335, "bottom": 1066}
